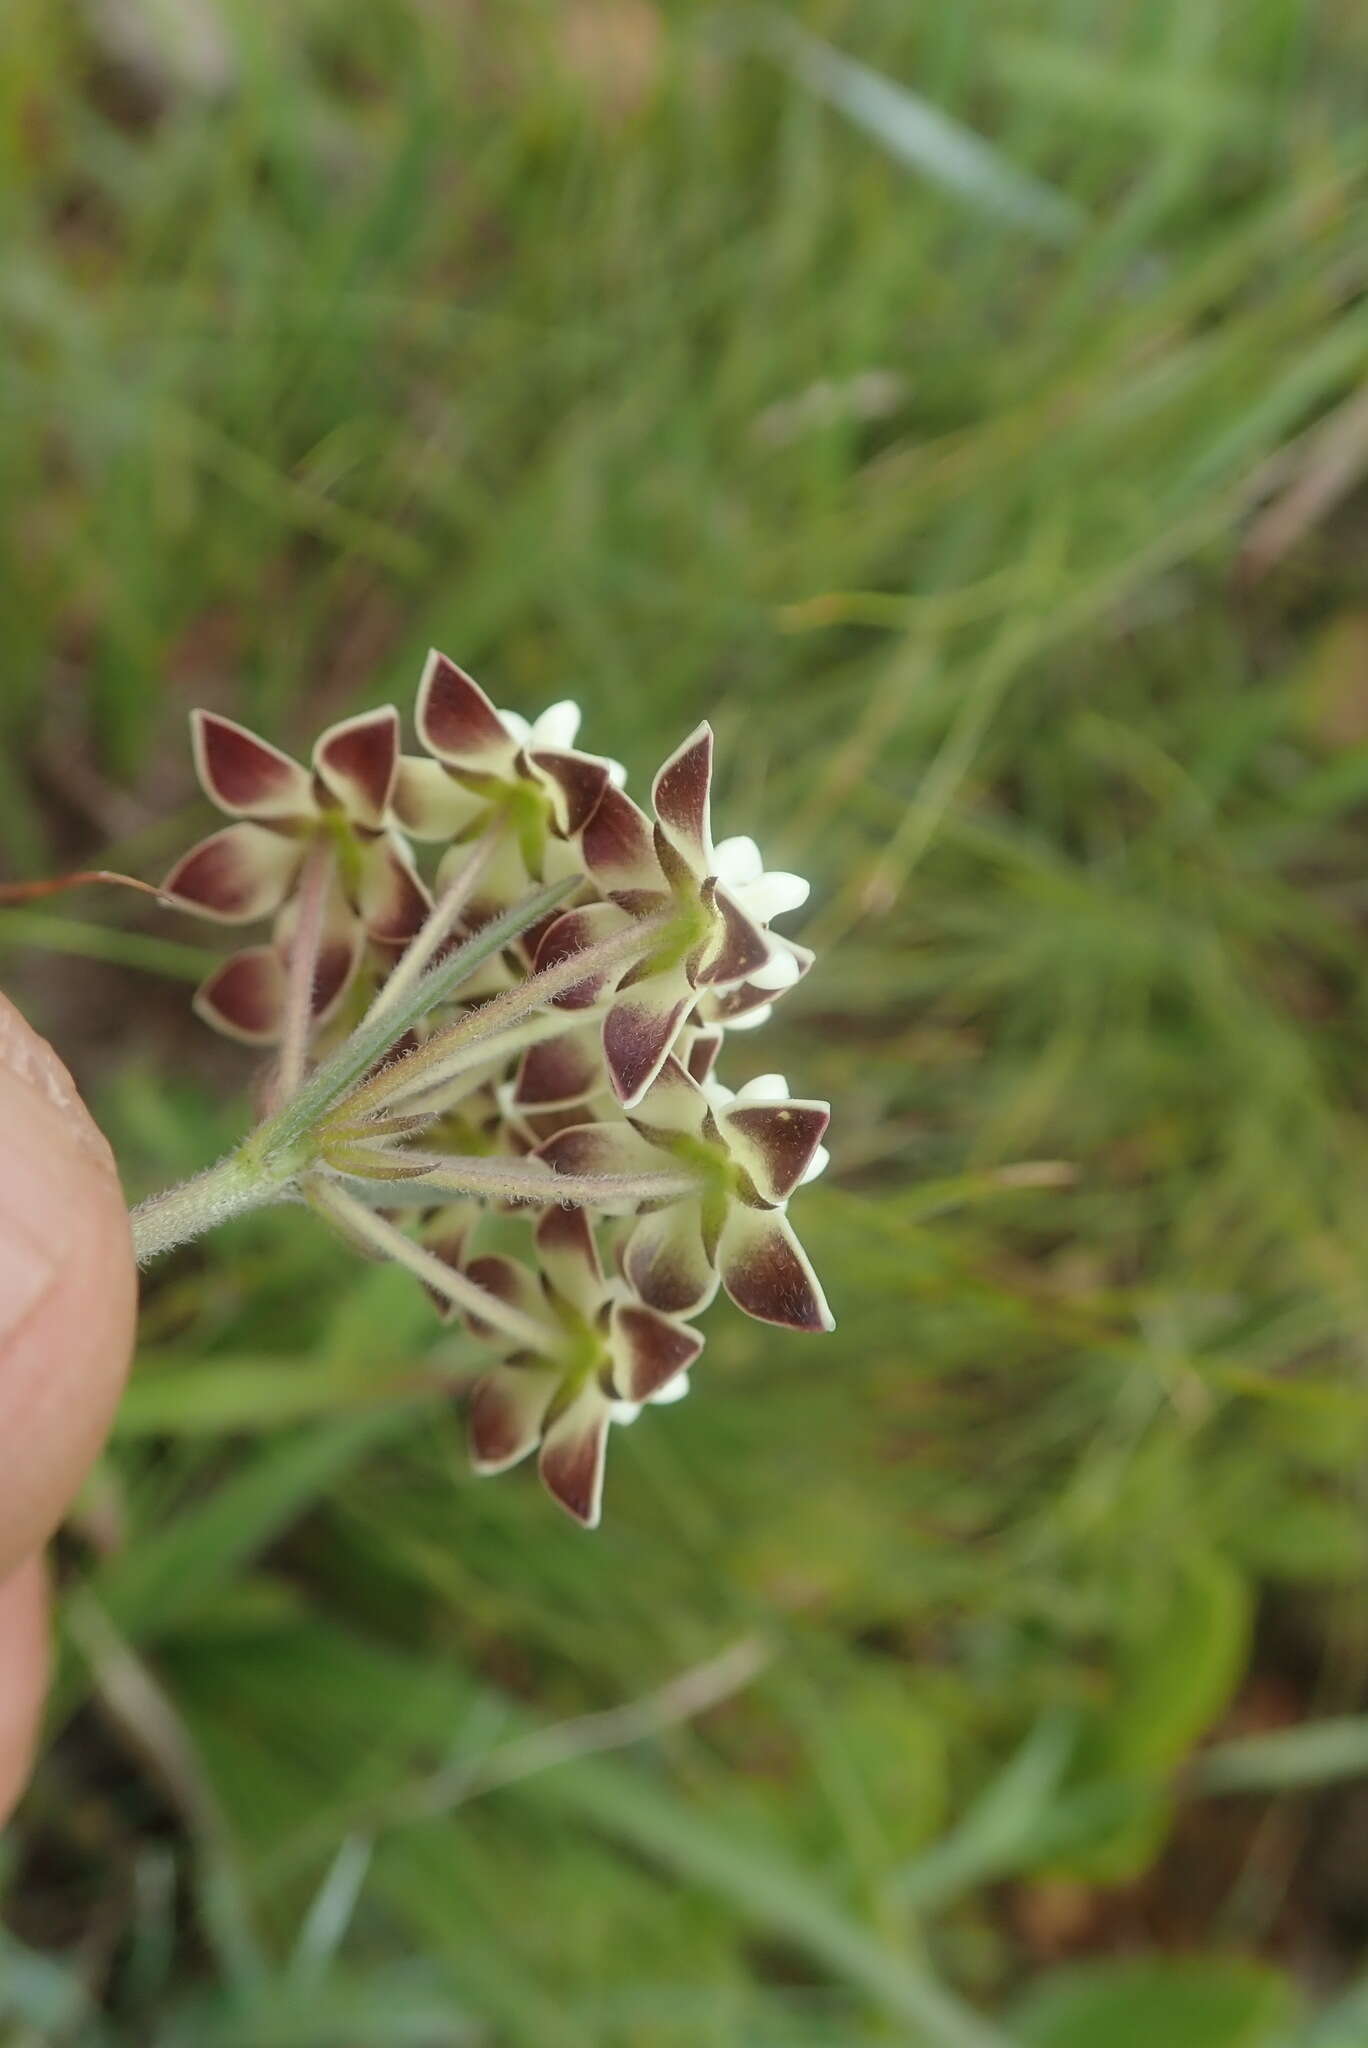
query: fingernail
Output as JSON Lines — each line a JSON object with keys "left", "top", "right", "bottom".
{"left": 0, "top": 1000, "right": 114, "bottom": 1174}
{"left": 0, "top": 1197, "right": 57, "bottom": 1346}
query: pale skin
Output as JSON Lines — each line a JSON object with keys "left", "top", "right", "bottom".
{"left": 0, "top": 995, "right": 136, "bottom": 1822}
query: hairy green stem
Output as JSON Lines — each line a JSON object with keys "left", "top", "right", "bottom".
{"left": 345, "top": 908, "right": 674, "bottom": 1119}
{"left": 361, "top": 827, "right": 501, "bottom": 1031}
{"left": 309, "top": 1181, "right": 557, "bottom": 1353}
{"left": 129, "top": 1151, "right": 291, "bottom": 1265}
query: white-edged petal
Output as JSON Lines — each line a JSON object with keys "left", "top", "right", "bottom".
{"left": 721, "top": 1001, "right": 773, "bottom": 1031}
{"left": 499, "top": 708, "right": 532, "bottom": 745}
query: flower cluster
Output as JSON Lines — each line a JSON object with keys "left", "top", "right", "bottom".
{"left": 162, "top": 652, "right": 832, "bottom": 1525}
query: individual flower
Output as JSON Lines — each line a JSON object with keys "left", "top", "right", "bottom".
{"left": 531, "top": 723, "right": 811, "bottom": 1107}
{"left": 162, "top": 707, "right": 429, "bottom": 1042}
{"left": 537, "top": 1056, "right": 833, "bottom": 1332}
{"left": 462, "top": 1206, "right": 702, "bottom": 1526}
{"left": 393, "top": 651, "right": 623, "bottom": 927}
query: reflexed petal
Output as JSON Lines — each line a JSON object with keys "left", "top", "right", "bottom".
{"left": 718, "top": 1099, "right": 831, "bottom": 1204}
{"left": 392, "top": 757, "right": 487, "bottom": 841}
{"left": 191, "top": 710, "right": 313, "bottom": 821}
{"left": 193, "top": 946, "right": 287, "bottom": 1043}
{"left": 651, "top": 722, "right": 714, "bottom": 874}
{"left": 623, "top": 1198, "right": 719, "bottom": 1317}
{"left": 535, "top": 902, "right": 635, "bottom": 1010}
{"left": 469, "top": 1362, "right": 560, "bottom": 1473}
{"left": 161, "top": 822, "right": 303, "bottom": 924}
{"left": 610, "top": 1301, "right": 703, "bottom": 1401}
{"left": 581, "top": 784, "right": 663, "bottom": 895}
{"left": 601, "top": 965, "right": 693, "bottom": 1106}
{"left": 627, "top": 1054, "right": 709, "bottom": 1142}
{"left": 683, "top": 1027, "right": 724, "bottom": 1084}
{"left": 274, "top": 887, "right": 365, "bottom": 1025}
{"left": 712, "top": 835, "right": 763, "bottom": 888}
{"left": 702, "top": 939, "right": 812, "bottom": 1025}
{"left": 416, "top": 650, "right": 516, "bottom": 767}
{"left": 539, "top": 1384, "right": 611, "bottom": 1526}
{"left": 313, "top": 705, "right": 400, "bottom": 827}
{"left": 534, "top": 1204, "right": 604, "bottom": 1315}
{"left": 718, "top": 1206, "right": 834, "bottom": 1332}
{"left": 535, "top": 1118, "right": 667, "bottom": 1201}
{"left": 514, "top": 1028, "right": 602, "bottom": 1110}
{"left": 465, "top": 1254, "right": 551, "bottom": 1343}
{"left": 697, "top": 883, "right": 770, "bottom": 989}
{"left": 355, "top": 837, "right": 431, "bottom": 946}
{"left": 528, "top": 748, "right": 611, "bottom": 836}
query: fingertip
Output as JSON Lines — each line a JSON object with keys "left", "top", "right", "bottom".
{"left": 0, "top": 999, "right": 136, "bottom": 1577}
{"left": 0, "top": 1555, "right": 49, "bottom": 1823}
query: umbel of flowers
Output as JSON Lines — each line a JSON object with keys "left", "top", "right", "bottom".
{"left": 143, "top": 652, "right": 832, "bottom": 1526}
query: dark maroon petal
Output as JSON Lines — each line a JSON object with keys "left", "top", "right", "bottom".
{"left": 602, "top": 976, "right": 693, "bottom": 1108}
{"left": 309, "top": 927, "right": 363, "bottom": 1024}
{"left": 469, "top": 1364, "right": 558, "bottom": 1472}
{"left": 314, "top": 705, "right": 400, "bottom": 827}
{"left": 719, "top": 1208, "right": 834, "bottom": 1333}
{"left": 530, "top": 749, "right": 611, "bottom": 836}
{"left": 539, "top": 1393, "right": 610, "bottom": 1527}
{"left": 161, "top": 823, "right": 302, "bottom": 925}
{"left": 193, "top": 946, "right": 287, "bottom": 1043}
{"left": 356, "top": 839, "right": 431, "bottom": 946}
{"left": 697, "top": 883, "right": 771, "bottom": 988}
{"left": 651, "top": 722, "right": 713, "bottom": 872}
{"left": 515, "top": 1030, "right": 601, "bottom": 1109}
{"left": 416, "top": 650, "right": 512, "bottom": 765}
{"left": 720, "top": 1101, "right": 830, "bottom": 1205}
{"left": 612, "top": 1303, "right": 703, "bottom": 1402}
{"left": 581, "top": 784, "right": 663, "bottom": 894}
{"left": 465, "top": 1254, "right": 547, "bottom": 1340}
{"left": 685, "top": 1029, "right": 724, "bottom": 1084}
{"left": 192, "top": 711, "right": 314, "bottom": 821}
{"left": 535, "top": 1120, "right": 664, "bottom": 1185}
{"left": 535, "top": 903, "right": 634, "bottom": 1010}
{"left": 623, "top": 1201, "right": 717, "bottom": 1317}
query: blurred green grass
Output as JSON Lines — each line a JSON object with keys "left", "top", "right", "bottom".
{"left": 4, "top": 0, "right": 1368, "bottom": 2040}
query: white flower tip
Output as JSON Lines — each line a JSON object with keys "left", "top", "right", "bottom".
{"left": 800, "top": 1143, "right": 830, "bottom": 1186}
{"left": 724, "top": 1002, "right": 773, "bottom": 1032}
{"left": 749, "top": 948, "right": 803, "bottom": 993}
{"left": 533, "top": 699, "right": 583, "bottom": 750}
{"left": 650, "top": 1372, "right": 691, "bottom": 1406}
{"left": 713, "top": 835, "right": 764, "bottom": 886}
{"left": 499, "top": 708, "right": 532, "bottom": 745}
{"left": 737, "top": 1072, "right": 790, "bottom": 1104}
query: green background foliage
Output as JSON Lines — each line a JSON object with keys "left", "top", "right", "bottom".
{"left": 3, "top": 0, "right": 1368, "bottom": 2039}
